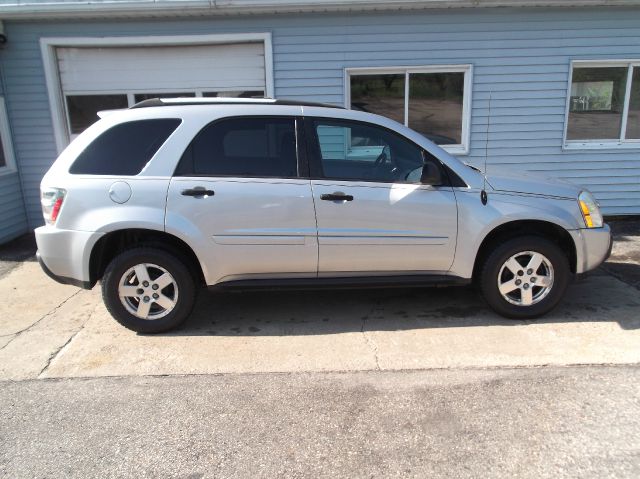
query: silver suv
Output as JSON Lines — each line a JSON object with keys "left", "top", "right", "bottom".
{"left": 36, "top": 98, "right": 612, "bottom": 333}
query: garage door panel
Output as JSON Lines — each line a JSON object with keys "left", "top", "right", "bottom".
{"left": 61, "top": 78, "right": 266, "bottom": 93}
{"left": 59, "top": 77, "right": 266, "bottom": 91}
{"left": 58, "top": 59, "right": 266, "bottom": 78}
{"left": 57, "top": 43, "right": 266, "bottom": 93}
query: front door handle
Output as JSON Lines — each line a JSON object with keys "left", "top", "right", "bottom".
{"left": 181, "top": 187, "right": 215, "bottom": 197}
{"left": 320, "top": 192, "right": 354, "bottom": 202}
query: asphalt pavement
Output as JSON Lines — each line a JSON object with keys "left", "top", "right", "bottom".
{"left": 1, "top": 366, "right": 639, "bottom": 478}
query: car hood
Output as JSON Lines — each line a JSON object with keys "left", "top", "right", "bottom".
{"left": 484, "top": 169, "right": 581, "bottom": 200}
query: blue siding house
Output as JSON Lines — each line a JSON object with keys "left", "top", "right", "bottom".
{"left": 0, "top": 0, "right": 639, "bottom": 244}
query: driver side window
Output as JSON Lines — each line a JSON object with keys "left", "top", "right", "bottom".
{"left": 312, "top": 119, "right": 424, "bottom": 183}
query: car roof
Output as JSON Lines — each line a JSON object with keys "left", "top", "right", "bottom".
{"left": 129, "top": 97, "right": 344, "bottom": 110}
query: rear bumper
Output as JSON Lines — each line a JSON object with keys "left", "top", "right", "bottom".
{"left": 37, "top": 251, "right": 92, "bottom": 289}
{"left": 570, "top": 224, "right": 612, "bottom": 275}
{"left": 34, "top": 226, "right": 103, "bottom": 289}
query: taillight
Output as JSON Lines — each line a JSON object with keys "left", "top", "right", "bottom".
{"left": 41, "top": 187, "right": 66, "bottom": 225}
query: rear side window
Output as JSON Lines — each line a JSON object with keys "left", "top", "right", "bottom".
{"left": 70, "top": 119, "right": 181, "bottom": 175}
{"left": 175, "top": 117, "right": 298, "bottom": 177}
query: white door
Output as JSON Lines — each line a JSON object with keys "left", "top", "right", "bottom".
{"left": 307, "top": 118, "right": 458, "bottom": 275}
{"left": 166, "top": 116, "right": 318, "bottom": 284}
{"left": 56, "top": 42, "right": 267, "bottom": 138}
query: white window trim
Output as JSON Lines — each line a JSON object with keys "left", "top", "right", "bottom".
{"left": 563, "top": 59, "right": 640, "bottom": 150}
{"left": 0, "top": 97, "right": 17, "bottom": 176}
{"left": 344, "top": 65, "right": 473, "bottom": 155}
{"left": 41, "top": 33, "right": 275, "bottom": 154}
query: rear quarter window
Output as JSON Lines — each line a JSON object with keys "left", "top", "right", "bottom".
{"left": 69, "top": 119, "right": 181, "bottom": 175}
{"left": 174, "top": 117, "right": 298, "bottom": 178}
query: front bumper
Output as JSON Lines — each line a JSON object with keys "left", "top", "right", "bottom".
{"left": 569, "top": 223, "right": 612, "bottom": 275}
{"left": 34, "top": 226, "right": 103, "bottom": 289}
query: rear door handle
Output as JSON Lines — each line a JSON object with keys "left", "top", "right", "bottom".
{"left": 320, "top": 192, "right": 354, "bottom": 202}
{"left": 181, "top": 187, "right": 215, "bottom": 197}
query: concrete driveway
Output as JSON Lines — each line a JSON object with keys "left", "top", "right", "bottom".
{"left": 1, "top": 222, "right": 639, "bottom": 381}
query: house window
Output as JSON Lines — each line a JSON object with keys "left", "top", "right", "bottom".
{"left": 202, "top": 91, "right": 265, "bottom": 98}
{"left": 347, "top": 66, "right": 472, "bottom": 155}
{"left": 0, "top": 97, "right": 16, "bottom": 174}
{"left": 66, "top": 95, "right": 129, "bottom": 135}
{"left": 133, "top": 93, "right": 195, "bottom": 103}
{"left": 64, "top": 90, "right": 267, "bottom": 138}
{"left": 565, "top": 61, "right": 640, "bottom": 147}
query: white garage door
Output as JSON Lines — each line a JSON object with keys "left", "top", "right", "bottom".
{"left": 56, "top": 42, "right": 267, "bottom": 136}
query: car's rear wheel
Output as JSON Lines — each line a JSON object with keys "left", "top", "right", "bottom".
{"left": 480, "top": 236, "right": 570, "bottom": 319}
{"left": 102, "top": 247, "right": 196, "bottom": 333}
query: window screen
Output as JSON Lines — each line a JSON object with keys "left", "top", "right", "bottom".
{"left": 70, "top": 119, "right": 181, "bottom": 175}
{"left": 176, "top": 117, "right": 298, "bottom": 178}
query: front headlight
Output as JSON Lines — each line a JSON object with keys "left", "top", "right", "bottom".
{"left": 578, "top": 191, "right": 603, "bottom": 228}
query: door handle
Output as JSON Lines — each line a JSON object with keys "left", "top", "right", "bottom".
{"left": 181, "top": 187, "right": 215, "bottom": 197}
{"left": 320, "top": 192, "right": 354, "bottom": 202}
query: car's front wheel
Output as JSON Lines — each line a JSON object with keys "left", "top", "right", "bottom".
{"left": 102, "top": 247, "right": 197, "bottom": 333}
{"left": 480, "top": 236, "right": 570, "bottom": 319}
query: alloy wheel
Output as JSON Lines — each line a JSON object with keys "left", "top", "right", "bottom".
{"left": 497, "top": 251, "right": 554, "bottom": 307}
{"left": 118, "top": 263, "right": 179, "bottom": 320}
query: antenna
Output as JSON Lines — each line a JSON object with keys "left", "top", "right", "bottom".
{"left": 481, "top": 91, "right": 491, "bottom": 205}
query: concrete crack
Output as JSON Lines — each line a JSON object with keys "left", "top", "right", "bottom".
{"left": 361, "top": 303, "right": 381, "bottom": 371}
{"left": 37, "top": 301, "right": 98, "bottom": 379}
{"left": 0, "top": 289, "right": 83, "bottom": 351}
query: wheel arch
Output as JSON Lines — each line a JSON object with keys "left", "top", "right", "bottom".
{"left": 471, "top": 219, "right": 577, "bottom": 282}
{"left": 89, "top": 228, "right": 206, "bottom": 287}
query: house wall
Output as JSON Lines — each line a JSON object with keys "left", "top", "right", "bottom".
{"left": 0, "top": 173, "right": 28, "bottom": 244}
{"left": 0, "top": 71, "right": 28, "bottom": 244}
{"left": 1, "top": 7, "right": 640, "bottom": 230}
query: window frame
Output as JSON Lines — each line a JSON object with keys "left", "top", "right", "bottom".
{"left": 174, "top": 115, "right": 306, "bottom": 180}
{"left": 344, "top": 65, "right": 473, "bottom": 156}
{"left": 563, "top": 59, "right": 640, "bottom": 150}
{"left": 0, "top": 97, "right": 17, "bottom": 176}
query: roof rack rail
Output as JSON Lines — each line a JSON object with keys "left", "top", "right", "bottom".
{"left": 129, "top": 97, "right": 344, "bottom": 110}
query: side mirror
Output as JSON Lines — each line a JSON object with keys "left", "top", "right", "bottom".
{"left": 420, "top": 158, "right": 444, "bottom": 186}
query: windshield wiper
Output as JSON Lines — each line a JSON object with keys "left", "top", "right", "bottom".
{"left": 463, "top": 162, "right": 482, "bottom": 173}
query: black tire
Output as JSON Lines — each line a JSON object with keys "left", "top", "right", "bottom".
{"left": 479, "top": 236, "right": 570, "bottom": 319}
{"left": 102, "top": 247, "right": 197, "bottom": 333}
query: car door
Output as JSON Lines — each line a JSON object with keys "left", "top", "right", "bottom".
{"left": 166, "top": 116, "right": 318, "bottom": 284}
{"left": 306, "top": 117, "right": 458, "bottom": 275}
